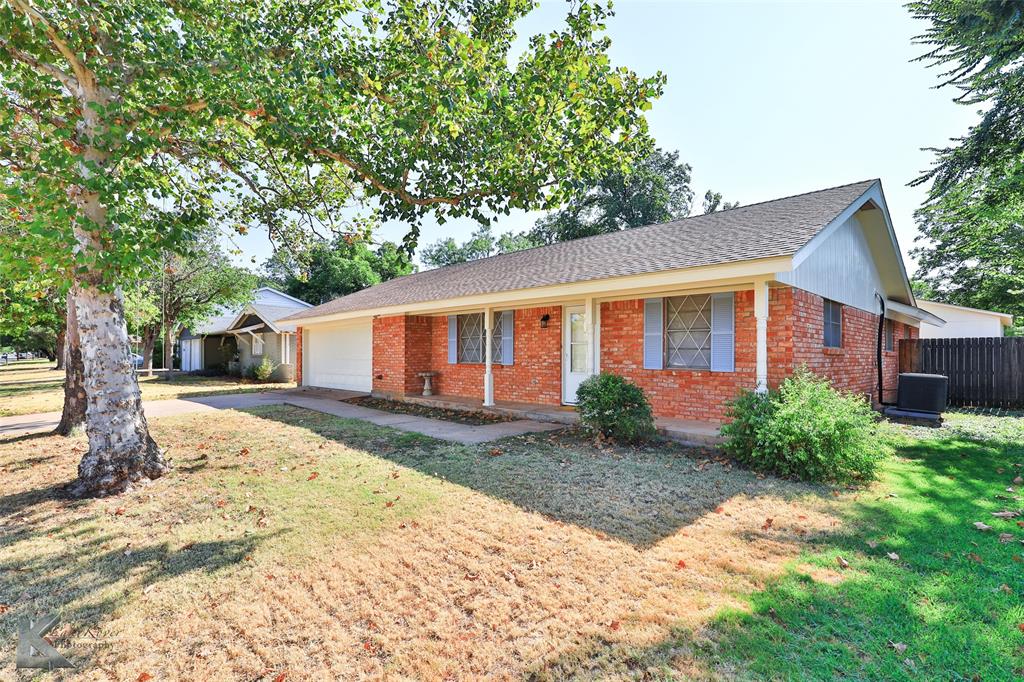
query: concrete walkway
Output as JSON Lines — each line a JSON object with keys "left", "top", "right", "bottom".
{"left": 0, "top": 390, "right": 564, "bottom": 444}
{"left": 281, "top": 395, "right": 564, "bottom": 444}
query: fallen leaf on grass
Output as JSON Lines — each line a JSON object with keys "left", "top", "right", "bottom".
{"left": 888, "top": 641, "right": 908, "bottom": 654}
{"left": 488, "top": 448, "right": 503, "bottom": 457}
{"left": 215, "top": 499, "right": 226, "bottom": 509}
{"left": 676, "top": 559, "right": 687, "bottom": 569}
{"left": 867, "top": 540, "right": 878, "bottom": 549}
{"left": 1015, "top": 476, "right": 1024, "bottom": 485}
{"left": 974, "top": 522, "right": 992, "bottom": 532}
{"left": 239, "top": 447, "right": 250, "bottom": 456}
{"left": 837, "top": 556, "right": 850, "bottom": 569}
{"left": 967, "top": 552, "right": 983, "bottom": 564}
{"left": 0, "top": 604, "right": 8, "bottom": 614}
{"left": 307, "top": 472, "right": 319, "bottom": 481}
{"left": 273, "top": 673, "right": 287, "bottom": 682}
{"left": 137, "top": 673, "right": 153, "bottom": 682}
{"left": 1000, "top": 533, "right": 1016, "bottom": 543}
{"left": 464, "top": 572, "right": 480, "bottom": 581}
{"left": 1019, "top": 624, "right": 1024, "bottom": 634}
{"left": 762, "top": 518, "right": 774, "bottom": 531}
{"left": 609, "top": 620, "right": 621, "bottom": 631}
{"left": 714, "top": 506, "right": 724, "bottom": 514}
{"left": 992, "top": 511, "right": 1019, "bottom": 519}
{"left": 1000, "top": 584, "right": 1013, "bottom": 594}
{"left": 887, "top": 552, "right": 900, "bottom": 562}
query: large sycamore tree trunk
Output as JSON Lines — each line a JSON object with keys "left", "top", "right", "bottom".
{"left": 54, "top": 289, "right": 86, "bottom": 436}
{"left": 67, "top": 81, "right": 168, "bottom": 497}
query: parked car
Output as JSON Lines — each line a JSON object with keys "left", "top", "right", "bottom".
{"left": 130, "top": 353, "right": 144, "bottom": 369}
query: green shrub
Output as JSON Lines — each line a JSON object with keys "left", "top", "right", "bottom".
{"left": 249, "top": 357, "right": 277, "bottom": 382}
{"left": 721, "top": 369, "right": 888, "bottom": 483}
{"left": 575, "top": 373, "right": 656, "bottom": 443}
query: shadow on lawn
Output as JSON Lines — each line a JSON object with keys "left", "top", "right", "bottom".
{"left": 249, "top": 404, "right": 825, "bottom": 549}
{"left": 527, "top": 434, "right": 1024, "bottom": 681}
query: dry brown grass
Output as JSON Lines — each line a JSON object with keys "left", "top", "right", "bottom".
{"left": 0, "top": 406, "right": 844, "bottom": 680}
{"left": 0, "top": 360, "right": 294, "bottom": 416}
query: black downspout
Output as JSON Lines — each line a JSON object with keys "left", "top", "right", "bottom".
{"left": 875, "top": 292, "right": 886, "bottom": 406}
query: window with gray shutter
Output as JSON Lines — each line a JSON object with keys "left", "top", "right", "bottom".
{"left": 457, "top": 313, "right": 484, "bottom": 363}
{"left": 710, "top": 292, "right": 735, "bottom": 372}
{"left": 500, "top": 310, "right": 514, "bottom": 365}
{"left": 665, "top": 294, "right": 712, "bottom": 369}
{"left": 447, "top": 315, "right": 458, "bottom": 364}
{"left": 643, "top": 298, "right": 663, "bottom": 369}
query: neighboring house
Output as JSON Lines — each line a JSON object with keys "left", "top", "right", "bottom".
{"left": 917, "top": 300, "right": 1012, "bottom": 339}
{"left": 281, "top": 180, "right": 943, "bottom": 424}
{"left": 179, "top": 287, "right": 312, "bottom": 381}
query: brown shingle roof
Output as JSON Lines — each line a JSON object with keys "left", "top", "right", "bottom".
{"left": 284, "top": 179, "right": 877, "bottom": 321}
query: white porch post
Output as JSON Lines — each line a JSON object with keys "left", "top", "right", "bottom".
{"left": 584, "top": 296, "right": 597, "bottom": 376}
{"left": 483, "top": 307, "right": 494, "bottom": 406}
{"left": 754, "top": 279, "right": 769, "bottom": 394}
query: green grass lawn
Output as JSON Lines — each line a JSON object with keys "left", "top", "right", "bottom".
{"left": 1, "top": 403, "right": 1021, "bottom": 678}
{"left": 689, "top": 410, "right": 1024, "bottom": 680}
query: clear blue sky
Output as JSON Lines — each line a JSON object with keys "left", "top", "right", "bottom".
{"left": 231, "top": 0, "right": 978, "bottom": 272}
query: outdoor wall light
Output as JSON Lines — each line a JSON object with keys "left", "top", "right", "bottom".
{"left": 540, "top": 314, "right": 550, "bottom": 328}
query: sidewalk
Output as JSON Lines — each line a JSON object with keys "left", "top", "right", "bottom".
{"left": 0, "top": 391, "right": 564, "bottom": 444}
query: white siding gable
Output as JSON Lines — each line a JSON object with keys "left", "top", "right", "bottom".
{"left": 254, "top": 288, "right": 311, "bottom": 309}
{"left": 776, "top": 214, "right": 884, "bottom": 313}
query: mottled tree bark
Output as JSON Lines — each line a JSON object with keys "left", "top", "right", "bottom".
{"left": 67, "top": 79, "right": 168, "bottom": 497}
{"left": 54, "top": 290, "right": 86, "bottom": 436}
{"left": 68, "top": 283, "right": 168, "bottom": 496}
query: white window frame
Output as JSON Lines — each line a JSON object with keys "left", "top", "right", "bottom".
{"left": 823, "top": 299, "right": 843, "bottom": 348}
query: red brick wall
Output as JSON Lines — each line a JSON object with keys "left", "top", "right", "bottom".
{"left": 369, "top": 286, "right": 920, "bottom": 423}
{"left": 373, "top": 306, "right": 563, "bottom": 405}
{"left": 296, "top": 326, "right": 303, "bottom": 385}
{"left": 372, "top": 315, "right": 433, "bottom": 396}
{"left": 791, "top": 288, "right": 878, "bottom": 399}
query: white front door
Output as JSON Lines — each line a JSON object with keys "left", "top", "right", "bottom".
{"left": 563, "top": 305, "right": 590, "bottom": 404}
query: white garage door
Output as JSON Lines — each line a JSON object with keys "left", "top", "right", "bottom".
{"left": 305, "top": 319, "right": 372, "bottom": 392}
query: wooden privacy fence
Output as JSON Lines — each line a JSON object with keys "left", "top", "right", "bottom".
{"left": 899, "top": 337, "right": 1024, "bottom": 408}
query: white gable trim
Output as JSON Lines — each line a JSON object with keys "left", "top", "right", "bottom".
{"left": 790, "top": 181, "right": 915, "bottom": 306}
{"left": 226, "top": 307, "right": 283, "bottom": 334}
{"left": 256, "top": 287, "right": 313, "bottom": 308}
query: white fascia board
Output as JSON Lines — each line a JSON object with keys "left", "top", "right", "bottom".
{"left": 918, "top": 300, "right": 1014, "bottom": 326}
{"left": 289, "top": 255, "right": 794, "bottom": 327}
{"left": 791, "top": 181, "right": 916, "bottom": 305}
{"left": 886, "top": 300, "right": 945, "bottom": 327}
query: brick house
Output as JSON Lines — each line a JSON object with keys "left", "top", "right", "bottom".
{"left": 281, "top": 180, "right": 943, "bottom": 425}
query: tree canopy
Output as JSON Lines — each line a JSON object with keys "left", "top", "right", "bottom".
{"left": 264, "top": 235, "right": 414, "bottom": 305}
{"left": 909, "top": 0, "right": 1024, "bottom": 318}
{"left": 420, "top": 224, "right": 537, "bottom": 268}
{"left": 0, "top": 0, "right": 663, "bottom": 495}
